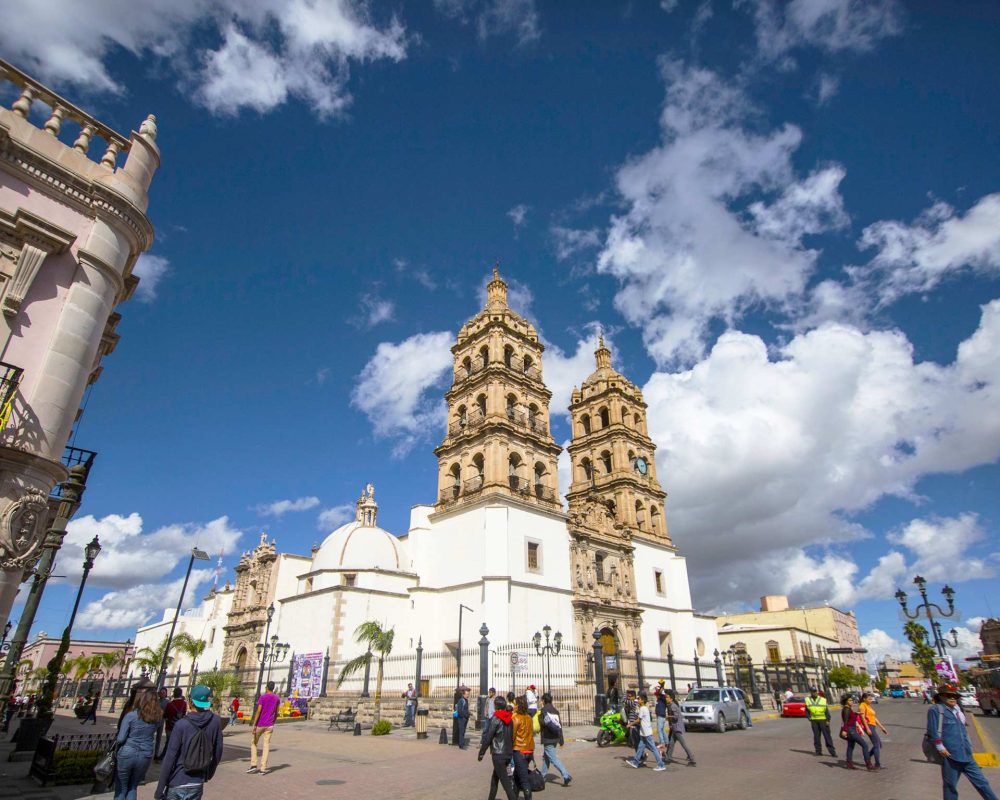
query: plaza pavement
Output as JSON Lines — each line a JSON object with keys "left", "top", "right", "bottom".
{"left": 1, "top": 700, "right": 998, "bottom": 799}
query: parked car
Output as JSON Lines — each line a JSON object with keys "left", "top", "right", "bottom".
{"left": 889, "top": 684, "right": 906, "bottom": 698}
{"left": 959, "top": 689, "right": 978, "bottom": 710}
{"left": 781, "top": 695, "right": 807, "bottom": 717}
{"left": 681, "top": 686, "right": 751, "bottom": 732}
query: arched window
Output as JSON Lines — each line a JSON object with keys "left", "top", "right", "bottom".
{"left": 581, "top": 457, "right": 593, "bottom": 481}
{"left": 581, "top": 414, "right": 591, "bottom": 435}
{"left": 449, "top": 464, "right": 461, "bottom": 498}
{"left": 504, "top": 345, "right": 514, "bottom": 368}
{"left": 599, "top": 407, "right": 610, "bottom": 428}
{"left": 508, "top": 453, "right": 523, "bottom": 490}
{"left": 476, "top": 394, "right": 487, "bottom": 417}
{"left": 457, "top": 405, "right": 467, "bottom": 427}
{"left": 235, "top": 647, "right": 248, "bottom": 672}
{"left": 606, "top": 499, "right": 616, "bottom": 518}
{"left": 523, "top": 355, "right": 533, "bottom": 374}
{"left": 479, "top": 344, "right": 490, "bottom": 367}
{"left": 471, "top": 454, "right": 485, "bottom": 490}
{"left": 635, "top": 500, "right": 646, "bottom": 529}
{"left": 633, "top": 413, "right": 641, "bottom": 430}
{"left": 462, "top": 356, "right": 472, "bottom": 376}
{"left": 650, "top": 505, "right": 661, "bottom": 534}
{"left": 595, "top": 553, "right": 606, "bottom": 584}
{"left": 628, "top": 450, "right": 636, "bottom": 465}
{"left": 506, "top": 394, "right": 517, "bottom": 419}
{"left": 600, "top": 450, "right": 613, "bottom": 474}
{"left": 533, "top": 462, "right": 546, "bottom": 496}
{"left": 622, "top": 406, "right": 630, "bottom": 424}
{"left": 528, "top": 404, "right": 539, "bottom": 430}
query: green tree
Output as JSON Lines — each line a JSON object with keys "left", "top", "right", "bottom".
{"left": 828, "top": 666, "right": 865, "bottom": 689}
{"left": 173, "top": 633, "right": 208, "bottom": 677}
{"left": 134, "top": 637, "right": 175, "bottom": 676}
{"left": 903, "top": 622, "right": 936, "bottom": 678}
{"left": 337, "top": 621, "right": 395, "bottom": 722}
{"left": 873, "top": 674, "right": 887, "bottom": 693}
{"left": 197, "top": 669, "right": 243, "bottom": 712}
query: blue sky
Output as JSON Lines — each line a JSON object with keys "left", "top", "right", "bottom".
{"left": 3, "top": 1, "right": 998, "bottom": 668}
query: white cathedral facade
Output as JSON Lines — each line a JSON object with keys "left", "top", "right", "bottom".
{"left": 140, "top": 269, "right": 719, "bottom": 695}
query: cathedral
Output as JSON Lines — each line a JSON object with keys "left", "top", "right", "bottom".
{"left": 209, "top": 269, "right": 719, "bottom": 695}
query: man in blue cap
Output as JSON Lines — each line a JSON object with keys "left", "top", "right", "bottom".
{"left": 154, "top": 685, "right": 224, "bottom": 799}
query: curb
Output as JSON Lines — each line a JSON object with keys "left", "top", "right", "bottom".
{"left": 971, "top": 713, "right": 999, "bottom": 768}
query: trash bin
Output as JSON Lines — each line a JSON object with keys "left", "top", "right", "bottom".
{"left": 416, "top": 708, "right": 429, "bottom": 739}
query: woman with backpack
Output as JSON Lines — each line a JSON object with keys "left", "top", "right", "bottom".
{"left": 114, "top": 688, "right": 162, "bottom": 800}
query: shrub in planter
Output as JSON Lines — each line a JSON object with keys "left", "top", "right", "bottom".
{"left": 371, "top": 720, "right": 392, "bottom": 736}
{"left": 52, "top": 748, "right": 105, "bottom": 785}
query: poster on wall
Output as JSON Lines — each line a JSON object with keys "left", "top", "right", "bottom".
{"left": 291, "top": 652, "right": 324, "bottom": 698}
{"left": 934, "top": 656, "right": 957, "bottom": 684}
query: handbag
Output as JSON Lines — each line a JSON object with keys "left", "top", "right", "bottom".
{"left": 922, "top": 706, "right": 945, "bottom": 764}
{"left": 527, "top": 767, "right": 546, "bottom": 792}
{"left": 93, "top": 744, "right": 118, "bottom": 782}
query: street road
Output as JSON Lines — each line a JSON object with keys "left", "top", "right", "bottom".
{"left": 2, "top": 700, "right": 998, "bottom": 799}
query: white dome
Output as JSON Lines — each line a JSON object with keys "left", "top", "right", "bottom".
{"left": 312, "top": 521, "right": 407, "bottom": 572}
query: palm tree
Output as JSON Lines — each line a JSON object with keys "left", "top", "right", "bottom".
{"left": 173, "top": 633, "right": 208, "bottom": 678}
{"left": 337, "top": 621, "right": 395, "bottom": 722}
{"left": 28, "top": 667, "right": 49, "bottom": 689}
{"left": 134, "top": 637, "right": 175, "bottom": 677}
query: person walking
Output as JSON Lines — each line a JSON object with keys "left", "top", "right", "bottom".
{"left": 860, "top": 692, "right": 888, "bottom": 769}
{"left": 153, "top": 685, "right": 224, "bottom": 800}
{"left": 113, "top": 688, "right": 162, "bottom": 800}
{"left": 456, "top": 686, "right": 471, "bottom": 750}
{"left": 153, "top": 687, "right": 169, "bottom": 761}
{"left": 624, "top": 691, "right": 666, "bottom": 771}
{"left": 928, "top": 684, "right": 999, "bottom": 800}
{"left": 623, "top": 689, "right": 640, "bottom": 752}
{"left": 840, "top": 694, "right": 874, "bottom": 771}
{"left": 525, "top": 685, "right": 538, "bottom": 715}
{"left": 539, "top": 692, "right": 571, "bottom": 786}
{"left": 805, "top": 687, "right": 837, "bottom": 757}
{"left": 227, "top": 696, "right": 240, "bottom": 728}
{"left": 81, "top": 691, "right": 101, "bottom": 725}
{"left": 157, "top": 688, "right": 187, "bottom": 761}
{"left": 247, "top": 681, "right": 280, "bottom": 775}
{"left": 486, "top": 688, "right": 497, "bottom": 721}
{"left": 511, "top": 695, "right": 536, "bottom": 800}
{"left": 478, "top": 696, "right": 517, "bottom": 800}
{"left": 402, "top": 683, "right": 416, "bottom": 727}
{"left": 654, "top": 686, "right": 669, "bottom": 746}
{"left": 663, "top": 690, "right": 695, "bottom": 766}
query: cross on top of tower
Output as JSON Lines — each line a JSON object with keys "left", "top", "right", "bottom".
{"left": 486, "top": 263, "right": 508, "bottom": 309}
{"left": 595, "top": 329, "right": 612, "bottom": 370}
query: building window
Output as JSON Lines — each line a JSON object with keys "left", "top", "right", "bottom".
{"left": 305, "top": 577, "right": 313, "bottom": 593}
{"left": 595, "top": 553, "right": 606, "bottom": 584}
{"left": 526, "top": 540, "right": 541, "bottom": 572}
{"left": 581, "top": 457, "right": 593, "bottom": 481}
{"left": 581, "top": 414, "right": 591, "bottom": 434}
{"left": 600, "top": 450, "right": 612, "bottom": 474}
{"left": 476, "top": 394, "right": 487, "bottom": 416}
{"left": 766, "top": 640, "right": 781, "bottom": 663}
{"left": 636, "top": 501, "right": 646, "bottom": 529}
{"left": 343, "top": 574, "right": 356, "bottom": 587}
{"left": 658, "top": 631, "right": 672, "bottom": 658}
{"left": 209, "top": 628, "right": 216, "bottom": 645}
{"left": 599, "top": 407, "right": 610, "bottom": 428}
{"left": 654, "top": 569, "right": 664, "bottom": 595}
{"left": 504, "top": 345, "right": 514, "bottom": 368}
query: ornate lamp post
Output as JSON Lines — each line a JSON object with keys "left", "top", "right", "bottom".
{"left": 895, "top": 576, "right": 957, "bottom": 658}
{"left": 253, "top": 604, "right": 289, "bottom": 705}
{"left": 532, "top": 625, "right": 562, "bottom": 695}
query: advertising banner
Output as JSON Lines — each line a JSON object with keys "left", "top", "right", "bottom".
{"left": 934, "top": 656, "right": 957, "bottom": 684}
{"left": 291, "top": 652, "right": 324, "bottom": 698}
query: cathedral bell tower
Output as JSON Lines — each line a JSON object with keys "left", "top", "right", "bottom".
{"left": 434, "top": 268, "right": 561, "bottom": 511}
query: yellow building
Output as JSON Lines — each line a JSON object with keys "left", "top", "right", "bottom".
{"left": 715, "top": 595, "right": 866, "bottom": 673}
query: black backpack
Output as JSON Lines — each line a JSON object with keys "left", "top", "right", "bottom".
{"left": 182, "top": 716, "right": 215, "bottom": 775}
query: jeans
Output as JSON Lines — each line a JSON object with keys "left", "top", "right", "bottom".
{"left": 542, "top": 743, "right": 569, "bottom": 780}
{"left": 666, "top": 730, "right": 695, "bottom": 762}
{"left": 251, "top": 725, "right": 273, "bottom": 771}
{"left": 868, "top": 728, "right": 882, "bottom": 766}
{"left": 488, "top": 754, "right": 517, "bottom": 800}
{"left": 656, "top": 715, "right": 668, "bottom": 744}
{"left": 113, "top": 751, "right": 150, "bottom": 800}
{"left": 629, "top": 734, "right": 664, "bottom": 768}
{"left": 456, "top": 717, "right": 469, "bottom": 748}
{"left": 165, "top": 786, "right": 204, "bottom": 800}
{"left": 512, "top": 751, "right": 533, "bottom": 796}
{"left": 845, "top": 731, "right": 871, "bottom": 764}
{"left": 810, "top": 720, "right": 836, "bottom": 754}
{"left": 941, "top": 757, "right": 1000, "bottom": 800}
{"left": 404, "top": 703, "right": 415, "bottom": 727}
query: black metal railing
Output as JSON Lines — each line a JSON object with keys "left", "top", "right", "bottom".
{"left": 0, "top": 361, "right": 23, "bottom": 431}
{"left": 50, "top": 446, "right": 98, "bottom": 499}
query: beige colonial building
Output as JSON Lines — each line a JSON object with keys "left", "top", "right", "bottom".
{"left": 716, "top": 595, "right": 867, "bottom": 672}
{"left": 0, "top": 59, "right": 159, "bottom": 631}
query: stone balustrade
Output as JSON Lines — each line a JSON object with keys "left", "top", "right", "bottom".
{"left": 0, "top": 58, "right": 152, "bottom": 169}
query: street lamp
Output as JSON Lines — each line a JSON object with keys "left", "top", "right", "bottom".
{"left": 532, "top": 625, "right": 562, "bottom": 695}
{"left": 157, "top": 547, "right": 210, "bottom": 687}
{"left": 895, "top": 575, "right": 958, "bottom": 658}
{"left": 254, "top": 604, "right": 289, "bottom": 705}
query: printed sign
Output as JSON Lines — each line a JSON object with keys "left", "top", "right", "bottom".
{"left": 605, "top": 655, "right": 618, "bottom": 671}
{"left": 290, "top": 652, "right": 324, "bottom": 698}
{"left": 510, "top": 652, "right": 529, "bottom": 674}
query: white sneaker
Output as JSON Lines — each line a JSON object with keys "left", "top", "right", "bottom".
{"left": 625, "top": 760, "right": 639, "bottom": 768}
{"left": 654, "top": 765, "right": 667, "bottom": 772}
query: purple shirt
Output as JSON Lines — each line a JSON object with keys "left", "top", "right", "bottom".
{"left": 255, "top": 693, "right": 279, "bottom": 728}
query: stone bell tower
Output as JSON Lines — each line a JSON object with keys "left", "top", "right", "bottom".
{"left": 434, "top": 267, "right": 561, "bottom": 511}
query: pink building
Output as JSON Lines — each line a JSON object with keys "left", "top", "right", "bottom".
{"left": 0, "top": 58, "right": 159, "bottom": 630}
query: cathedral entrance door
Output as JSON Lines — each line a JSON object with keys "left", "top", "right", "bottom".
{"left": 599, "top": 628, "right": 620, "bottom": 698}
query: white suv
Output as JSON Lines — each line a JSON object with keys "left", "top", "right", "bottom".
{"left": 681, "top": 686, "right": 752, "bottom": 732}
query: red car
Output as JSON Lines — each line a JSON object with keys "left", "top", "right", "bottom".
{"left": 781, "top": 696, "right": 808, "bottom": 717}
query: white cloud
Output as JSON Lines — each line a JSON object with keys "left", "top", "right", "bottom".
{"left": 351, "top": 331, "right": 455, "bottom": 456}
{"left": 507, "top": 204, "right": 530, "bottom": 230}
{"left": 435, "top": 0, "right": 541, "bottom": 44}
{"left": 0, "top": 0, "right": 407, "bottom": 118}
{"left": 861, "top": 617, "right": 987, "bottom": 671}
{"left": 132, "top": 254, "right": 170, "bottom": 302}
{"left": 887, "top": 514, "right": 996, "bottom": 584}
{"left": 641, "top": 300, "right": 1000, "bottom": 609}
{"left": 855, "top": 193, "right": 1000, "bottom": 305}
{"left": 551, "top": 226, "right": 601, "bottom": 261}
{"left": 255, "top": 496, "right": 321, "bottom": 516}
{"left": 317, "top": 503, "right": 355, "bottom": 531}
{"left": 352, "top": 292, "right": 396, "bottom": 328}
{"left": 315, "top": 367, "right": 331, "bottom": 385}
{"left": 76, "top": 570, "right": 214, "bottom": 632}
{"left": 596, "top": 60, "right": 848, "bottom": 365}
{"left": 742, "top": 0, "right": 903, "bottom": 59}
{"left": 860, "top": 628, "right": 910, "bottom": 668}
{"left": 814, "top": 72, "right": 840, "bottom": 105}
{"left": 60, "top": 513, "right": 241, "bottom": 591}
